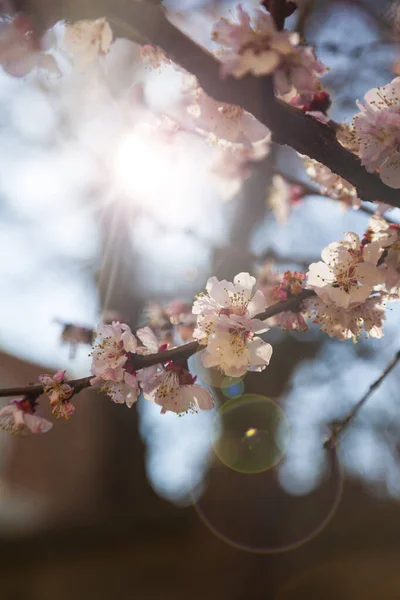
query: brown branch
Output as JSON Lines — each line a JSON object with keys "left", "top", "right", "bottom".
{"left": 0, "top": 290, "right": 315, "bottom": 398}
{"left": 325, "top": 350, "right": 400, "bottom": 450}
{"left": 272, "top": 169, "right": 399, "bottom": 224}
{"left": 22, "top": 0, "right": 400, "bottom": 208}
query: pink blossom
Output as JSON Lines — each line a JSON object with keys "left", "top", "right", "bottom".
{"left": 0, "top": 398, "right": 52, "bottom": 435}
{"left": 63, "top": 18, "right": 113, "bottom": 67}
{"left": 304, "top": 294, "right": 387, "bottom": 341}
{"left": 39, "top": 370, "right": 75, "bottom": 420}
{"left": 0, "top": 15, "right": 60, "bottom": 77}
{"left": 212, "top": 6, "right": 298, "bottom": 79}
{"left": 192, "top": 273, "right": 272, "bottom": 377}
{"left": 136, "top": 327, "right": 214, "bottom": 415}
{"left": 307, "top": 232, "right": 384, "bottom": 309}
{"left": 258, "top": 267, "right": 308, "bottom": 332}
{"left": 364, "top": 217, "right": 400, "bottom": 294}
{"left": 353, "top": 77, "right": 400, "bottom": 188}
{"left": 90, "top": 322, "right": 139, "bottom": 407}
{"left": 91, "top": 322, "right": 137, "bottom": 382}
{"left": 212, "top": 6, "right": 325, "bottom": 104}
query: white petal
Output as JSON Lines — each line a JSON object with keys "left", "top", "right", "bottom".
{"left": 247, "top": 289, "right": 266, "bottom": 318}
{"left": 136, "top": 326, "right": 159, "bottom": 353}
{"left": 24, "top": 414, "right": 53, "bottom": 434}
{"left": 380, "top": 154, "right": 400, "bottom": 189}
{"left": 188, "top": 385, "right": 215, "bottom": 411}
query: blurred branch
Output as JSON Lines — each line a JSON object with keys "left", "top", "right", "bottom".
{"left": 21, "top": 0, "right": 400, "bottom": 209}
{"left": 273, "top": 168, "right": 399, "bottom": 224}
{"left": 0, "top": 290, "right": 315, "bottom": 398}
{"left": 325, "top": 349, "right": 400, "bottom": 450}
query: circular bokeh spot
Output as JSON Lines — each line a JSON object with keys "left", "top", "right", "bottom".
{"left": 220, "top": 377, "right": 245, "bottom": 399}
{"left": 191, "top": 443, "right": 344, "bottom": 554}
{"left": 212, "top": 395, "right": 290, "bottom": 474}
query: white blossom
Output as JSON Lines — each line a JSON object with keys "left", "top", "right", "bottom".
{"left": 304, "top": 293, "right": 387, "bottom": 340}
{"left": 307, "top": 232, "right": 384, "bottom": 309}
{"left": 136, "top": 327, "right": 214, "bottom": 415}
{"left": 192, "top": 273, "right": 272, "bottom": 377}
{"left": 353, "top": 77, "right": 400, "bottom": 188}
{"left": 212, "top": 5, "right": 325, "bottom": 104}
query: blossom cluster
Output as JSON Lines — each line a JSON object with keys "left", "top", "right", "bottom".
{"left": 257, "top": 218, "right": 400, "bottom": 341}
{"left": 337, "top": 77, "right": 400, "bottom": 189}
{"left": 212, "top": 4, "right": 326, "bottom": 107}
{"left": 1, "top": 222, "right": 399, "bottom": 436}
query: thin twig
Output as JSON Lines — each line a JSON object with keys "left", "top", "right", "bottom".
{"left": 325, "top": 350, "right": 400, "bottom": 450}
{"left": 0, "top": 290, "right": 315, "bottom": 398}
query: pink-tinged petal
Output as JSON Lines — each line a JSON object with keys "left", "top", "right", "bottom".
{"left": 248, "top": 337, "right": 273, "bottom": 370}
{"left": 246, "top": 318, "right": 269, "bottom": 334}
{"left": 123, "top": 373, "right": 139, "bottom": 407}
{"left": 24, "top": 414, "right": 53, "bottom": 434}
{"left": 380, "top": 154, "right": 400, "bottom": 188}
{"left": 201, "top": 349, "right": 222, "bottom": 370}
{"left": 53, "top": 370, "right": 66, "bottom": 383}
{"left": 233, "top": 272, "right": 256, "bottom": 293}
{"left": 362, "top": 240, "right": 384, "bottom": 264}
{"left": 136, "top": 326, "right": 159, "bottom": 354}
{"left": 247, "top": 289, "right": 266, "bottom": 318}
{"left": 206, "top": 276, "right": 219, "bottom": 293}
{"left": 190, "top": 385, "right": 215, "bottom": 411}
{"left": 273, "top": 69, "right": 292, "bottom": 96}
{"left": 208, "top": 280, "right": 231, "bottom": 307}
{"left": 326, "top": 286, "right": 352, "bottom": 309}
{"left": 120, "top": 323, "right": 137, "bottom": 348}
{"left": 13, "top": 409, "right": 25, "bottom": 430}
{"left": 355, "top": 262, "right": 385, "bottom": 286}
{"left": 307, "top": 262, "right": 332, "bottom": 288}
{"left": 38, "top": 374, "right": 54, "bottom": 386}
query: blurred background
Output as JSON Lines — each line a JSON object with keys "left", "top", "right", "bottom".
{"left": 1, "top": 0, "right": 400, "bottom": 598}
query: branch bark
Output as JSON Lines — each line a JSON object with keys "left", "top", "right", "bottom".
{"left": 22, "top": 0, "right": 400, "bottom": 209}
{"left": 0, "top": 289, "right": 315, "bottom": 398}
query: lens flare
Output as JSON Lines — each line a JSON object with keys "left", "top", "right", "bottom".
{"left": 212, "top": 395, "right": 290, "bottom": 474}
{"left": 191, "top": 442, "right": 343, "bottom": 554}
{"left": 221, "top": 377, "right": 245, "bottom": 399}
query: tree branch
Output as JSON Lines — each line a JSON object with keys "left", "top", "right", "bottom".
{"left": 325, "top": 350, "right": 400, "bottom": 450}
{"left": 22, "top": 0, "right": 400, "bottom": 208}
{"left": 0, "top": 289, "right": 315, "bottom": 398}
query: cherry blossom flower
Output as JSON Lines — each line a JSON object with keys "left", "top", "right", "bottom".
{"left": 90, "top": 322, "right": 139, "bottom": 407}
{"left": 266, "top": 174, "right": 303, "bottom": 223}
{"left": 258, "top": 267, "right": 308, "bottom": 331}
{"left": 304, "top": 293, "right": 387, "bottom": 341}
{"left": 63, "top": 17, "right": 113, "bottom": 67}
{"left": 212, "top": 5, "right": 325, "bottom": 104}
{"left": 0, "top": 15, "right": 60, "bottom": 77}
{"left": 212, "top": 6, "right": 297, "bottom": 78}
{"left": 136, "top": 327, "right": 214, "bottom": 415}
{"left": 364, "top": 217, "right": 400, "bottom": 294}
{"left": 0, "top": 397, "right": 53, "bottom": 435}
{"left": 192, "top": 273, "right": 272, "bottom": 377}
{"left": 353, "top": 77, "right": 400, "bottom": 188}
{"left": 307, "top": 233, "right": 384, "bottom": 309}
{"left": 304, "top": 159, "right": 361, "bottom": 210}
{"left": 39, "top": 370, "right": 75, "bottom": 420}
